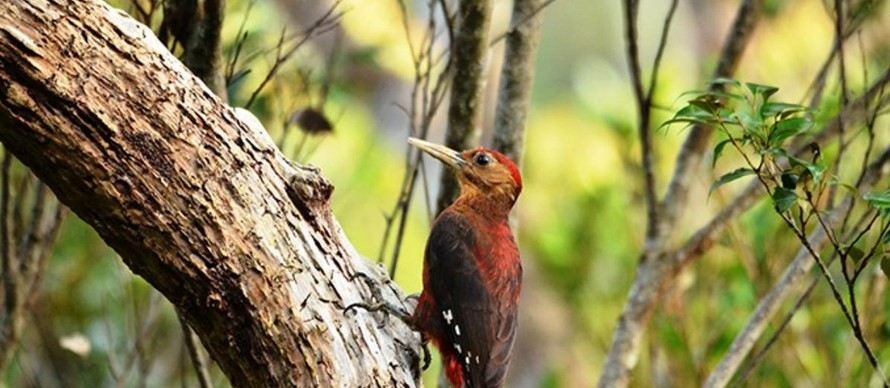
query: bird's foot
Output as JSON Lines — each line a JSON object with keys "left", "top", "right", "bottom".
{"left": 347, "top": 272, "right": 432, "bottom": 372}
{"left": 346, "top": 272, "right": 415, "bottom": 329}
{"left": 420, "top": 336, "right": 431, "bottom": 371}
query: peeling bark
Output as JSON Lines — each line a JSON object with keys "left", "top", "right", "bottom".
{"left": 0, "top": 1, "right": 420, "bottom": 386}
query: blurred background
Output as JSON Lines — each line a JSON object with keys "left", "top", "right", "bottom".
{"left": 4, "top": 0, "right": 890, "bottom": 387}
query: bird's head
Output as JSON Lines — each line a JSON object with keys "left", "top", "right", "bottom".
{"left": 408, "top": 138, "right": 523, "bottom": 206}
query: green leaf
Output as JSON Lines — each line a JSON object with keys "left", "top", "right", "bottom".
{"left": 688, "top": 97, "right": 722, "bottom": 114}
{"left": 707, "top": 91, "right": 747, "bottom": 101}
{"left": 806, "top": 162, "right": 826, "bottom": 184}
{"left": 733, "top": 110, "right": 763, "bottom": 131}
{"left": 676, "top": 104, "right": 714, "bottom": 119}
{"left": 772, "top": 187, "right": 798, "bottom": 212}
{"left": 660, "top": 117, "right": 710, "bottom": 129}
{"left": 712, "top": 139, "right": 732, "bottom": 168}
{"left": 746, "top": 82, "right": 779, "bottom": 101}
{"left": 881, "top": 255, "right": 890, "bottom": 279}
{"left": 787, "top": 155, "right": 826, "bottom": 184}
{"left": 761, "top": 102, "right": 808, "bottom": 118}
{"left": 883, "top": 229, "right": 890, "bottom": 245}
{"left": 864, "top": 190, "right": 890, "bottom": 210}
{"left": 661, "top": 104, "right": 716, "bottom": 129}
{"left": 847, "top": 246, "right": 865, "bottom": 263}
{"left": 674, "top": 90, "right": 708, "bottom": 102}
{"left": 769, "top": 117, "right": 814, "bottom": 147}
{"left": 781, "top": 173, "right": 799, "bottom": 190}
{"left": 710, "top": 168, "right": 756, "bottom": 194}
{"left": 827, "top": 179, "right": 858, "bottom": 196}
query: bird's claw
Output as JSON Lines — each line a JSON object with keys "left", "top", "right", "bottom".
{"left": 348, "top": 271, "right": 428, "bottom": 373}
{"left": 346, "top": 271, "right": 414, "bottom": 328}
{"left": 420, "top": 337, "right": 431, "bottom": 371}
{"left": 344, "top": 300, "right": 411, "bottom": 324}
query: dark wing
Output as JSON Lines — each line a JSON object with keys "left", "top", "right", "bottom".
{"left": 427, "top": 211, "right": 510, "bottom": 388}
{"left": 483, "top": 275, "right": 519, "bottom": 387}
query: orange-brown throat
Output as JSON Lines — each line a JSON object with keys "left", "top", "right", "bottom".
{"left": 452, "top": 183, "right": 516, "bottom": 220}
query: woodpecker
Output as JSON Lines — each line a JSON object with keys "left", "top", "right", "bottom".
{"left": 407, "top": 137, "right": 523, "bottom": 388}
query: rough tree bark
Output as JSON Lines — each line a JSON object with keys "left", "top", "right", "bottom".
{"left": 0, "top": 1, "right": 420, "bottom": 386}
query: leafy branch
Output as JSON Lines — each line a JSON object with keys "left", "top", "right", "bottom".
{"left": 666, "top": 79, "right": 890, "bottom": 385}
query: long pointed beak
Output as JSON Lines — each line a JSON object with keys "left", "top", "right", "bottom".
{"left": 407, "top": 138, "right": 468, "bottom": 169}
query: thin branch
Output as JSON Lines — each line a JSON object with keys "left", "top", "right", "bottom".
{"left": 622, "top": 0, "right": 660, "bottom": 243}
{"left": 623, "top": 0, "right": 679, "bottom": 247}
{"left": 244, "top": 2, "right": 344, "bottom": 109}
{"left": 381, "top": 0, "right": 454, "bottom": 276}
{"left": 774, "top": 210, "right": 887, "bottom": 386}
{"left": 225, "top": 0, "right": 256, "bottom": 84}
{"left": 0, "top": 151, "right": 17, "bottom": 369}
{"left": 829, "top": 0, "right": 849, "bottom": 207}
{"left": 179, "top": 314, "right": 213, "bottom": 388}
{"left": 646, "top": 0, "right": 679, "bottom": 108}
{"left": 730, "top": 260, "right": 820, "bottom": 388}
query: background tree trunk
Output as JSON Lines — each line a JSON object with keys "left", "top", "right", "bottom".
{"left": 0, "top": 1, "right": 420, "bottom": 386}
{"left": 436, "top": 0, "right": 493, "bottom": 214}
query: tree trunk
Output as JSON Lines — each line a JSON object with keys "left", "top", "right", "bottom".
{"left": 0, "top": 1, "right": 420, "bottom": 386}
{"left": 436, "top": 0, "right": 493, "bottom": 214}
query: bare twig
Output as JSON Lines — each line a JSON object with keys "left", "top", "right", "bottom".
{"left": 381, "top": 0, "right": 454, "bottom": 276}
{"left": 0, "top": 151, "right": 17, "bottom": 369}
{"left": 179, "top": 313, "right": 213, "bottom": 388}
{"left": 622, "top": 0, "right": 679, "bottom": 248}
{"left": 225, "top": 0, "right": 256, "bottom": 85}
{"left": 829, "top": 0, "right": 849, "bottom": 207}
{"left": 0, "top": 158, "right": 65, "bottom": 373}
{"left": 244, "top": 2, "right": 344, "bottom": 109}
{"left": 732, "top": 211, "right": 882, "bottom": 387}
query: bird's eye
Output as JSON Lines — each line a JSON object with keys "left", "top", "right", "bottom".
{"left": 473, "top": 153, "right": 492, "bottom": 166}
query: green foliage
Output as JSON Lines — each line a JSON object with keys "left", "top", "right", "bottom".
{"left": 771, "top": 187, "right": 798, "bottom": 212}
{"left": 710, "top": 167, "right": 755, "bottom": 193}
{"left": 663, "top": 79, "right": 826, "bottom": 212}
{"left": 667, "top": 75, "right": 890, "bottom": 384}
{"left": 864, "top": 189, "right": 890, "bottom": 212}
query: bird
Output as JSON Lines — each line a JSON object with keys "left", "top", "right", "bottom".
{"left": 406, "top": 137, "right": 523, "bottom": 388}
